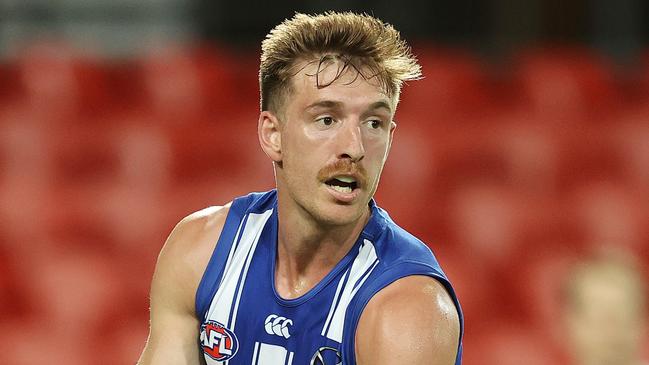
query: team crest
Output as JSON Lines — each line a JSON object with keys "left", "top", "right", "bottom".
{"left": 200, "top": 320, "right": 239, "bottom": 361}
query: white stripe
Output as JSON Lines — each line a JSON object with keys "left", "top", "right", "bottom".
{"left": 252, "top": 342, "right": 260, "bottom": 365}
{"left": 219, "top": 214, "right": 247, "bottom": 289}
{"left": 325, "top": 239, "right": 379, "bottom": 343}
{"left": 350, "top": 259, "right": 379, "bottom": 298}
{"left": 286, "top": 351, "right": 294, "bottom": 365}
{"left": 229, "top": 210, "right": 273, "bottom": 331}
{"left": 207, "top": 214, "right": 247, "bottom": 323}
{"left": 320, "top": 269, "right": 348, "bottom": 336}
{"left": 256, "top": 343, "right": 289, "bottom": 365}
{"left": 205, "top": 209, "right": 273, "bottom": 328}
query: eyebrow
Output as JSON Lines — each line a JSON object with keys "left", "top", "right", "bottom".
{"left": 367, "top": 101, "right": 392, "bottom": 114}
{"left": 305, "top": 100, "right": 393, "bottom": 114}
{"left": 305, "top": 100, "right": 343, "bottom": 112}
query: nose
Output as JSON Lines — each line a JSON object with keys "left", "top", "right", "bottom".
{"left": 338, "top": 122, "right": 365, "bottom": 162}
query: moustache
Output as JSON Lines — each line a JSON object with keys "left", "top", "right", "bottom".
{"left": 317, "top": 159, "right": 368, "bottom": 188}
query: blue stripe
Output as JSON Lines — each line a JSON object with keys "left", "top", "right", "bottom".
{"left": 231, "top": 213, "right": 250, "bottom": 257}
{"left": 226, "top": 231, "right": 257, "bottom": 328}
{"left": 195, "top": 202, "right": 247, "bottom": 319}
{"left": 323, "top": 268, "right": 351, "bottom": 336}
{"left": 352, "top": 259, "right": 379, "bottom": 292}
{"left": 215, "top": 213, "right": 249, "bottom": 291}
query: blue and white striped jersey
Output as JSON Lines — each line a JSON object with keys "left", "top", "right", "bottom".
{"left": 195, "top": 190, "right": 463, "bottom": 364}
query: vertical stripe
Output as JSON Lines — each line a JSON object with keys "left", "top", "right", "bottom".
{"left": 320, "top": 268, "right": 350, "bottom": 337}
{"left": 220, "top": 212, "right": 250, "bottom": 288}
{"left": 325, "top": 239, "right": 379, "bottom": 343}
{"left": 226, "top": 238, "right": 257, "bottom": 328}
{"left": 286, "top": 351, "right": 294, "bottom": 365}
{"left": 205, "top": 209, "right": 273, "bottom": 330}
{"left": 229, "top": 209, "right": 272, "bottom": 331}
{"left": 256, "top": 343, "right": 288, "bottom": 365}
{"left": 252, "top": 342, "right": 261, "bottom": 365}
{"left": 352, "top": 259, "right": 380, "bottom": 292}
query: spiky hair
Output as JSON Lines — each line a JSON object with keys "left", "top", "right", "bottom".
{"left": 259, "top": 11, "right": 422, "bottom": 113}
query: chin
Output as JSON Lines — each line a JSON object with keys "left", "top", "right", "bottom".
{"left": 310, "top": 200, "right": 367, "bottom": 227}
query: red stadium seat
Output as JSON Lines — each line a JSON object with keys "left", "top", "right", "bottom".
{"left": 163, "top": 111, "right": 272, "bottom": 186}
{"left": 612, "top": 109, "right": 649, "bottom": 189}
{"left": 0, "top": 61, "right": 21, "bottom": 106}
{"left": 464, "top": 321, "right": 566, "bottom": 365}
{"left": 571, "top": 182, "right": 646, "bottom": 252}
{"left": 486, "top": 111, "right": 561, "bottom": 194}
{"left": 400, "top": 46, "right": 490, "bottom": 119}
{"left": 95, "top": 317, "right": 149, "bottom": 365}
{"left": 512, "top": 47, "right": 621, "bottom": 120}
{"left": 138, "top": 43, "right": 241, "bottom": 120}
{"left": 13, "top": 41, "right": 111, "bottom": 120}
{"left": 508, "top": 245, "right": 581, "bottom": 338}
{"left": 432, "top": 245, "right": 497, "bottom": 325}
{"left": 0, "top": 318, "right": 93, "bottom": 365}
{"left": 5, "top": 246, "right": 126, "bottom": 364}
{"left": 555, "top": 124, "right": 626, "bottom": 191}
{"left": 374, "top": 120, "right": 438, "bottom": 236}
{"left": 0, "top": 114, "right": 56, "bottom": 241}
{"left": 448, "top": 183, "right": 523, "bottom": 268}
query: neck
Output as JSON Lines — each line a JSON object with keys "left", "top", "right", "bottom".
{"left": 274, "top": 191, "right": 370, "bottom": 299}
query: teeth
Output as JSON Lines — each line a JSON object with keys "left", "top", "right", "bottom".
{"left": 330, "top": 185, "right": 352, "bottom": 193}
{"left": 335, "top": 176, "right": 356, "bottom": 183}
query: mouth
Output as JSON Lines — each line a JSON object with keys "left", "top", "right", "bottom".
{"left": 324, "top": 175, "right": 359, "bottom": 193}
{"left": 323, "top": 175, "right": 362, "bottom": 203}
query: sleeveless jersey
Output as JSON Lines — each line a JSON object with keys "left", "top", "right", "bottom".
{"left": 195, "top": 190, "right": 463, "bottom": 364}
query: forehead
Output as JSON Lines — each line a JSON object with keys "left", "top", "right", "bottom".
{"left": 286, "top": 57, "right": 395, "bottom": 112}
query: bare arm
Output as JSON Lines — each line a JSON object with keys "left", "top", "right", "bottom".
{"left": 355, "top": 275, "right": 460, "bottom": 365}
{"left": 137, "top": 205, "right": 230, "bottom": 365}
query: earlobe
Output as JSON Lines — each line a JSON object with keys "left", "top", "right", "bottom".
{"left": 258, "top": 111, "right": 282, "bottom": 162}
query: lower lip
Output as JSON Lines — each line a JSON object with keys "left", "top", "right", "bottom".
{"left": 324, "top": 184, "right": 361, "bottom": 203}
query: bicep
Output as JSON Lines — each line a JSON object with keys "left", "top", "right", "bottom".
{"left": 355, "top": 276, "right": 460, "bottom": 365}
{"left": 137, "top": 262, "right": 204, "bottom": 365}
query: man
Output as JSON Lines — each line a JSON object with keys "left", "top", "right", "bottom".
{"left": 563, "top": 249, "right": 647, "bottom": 365}
{"left": 138, "top": 12, "right": 462, "bottom": 365}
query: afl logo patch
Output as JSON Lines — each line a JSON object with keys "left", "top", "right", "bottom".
{"left": 200, "top": 320, "right": 239, "bottom": 361}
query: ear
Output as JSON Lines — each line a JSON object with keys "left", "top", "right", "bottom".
{"left": 386, "top": 121, "right": 397, "bottom": 155}
{"left": 258, "top": 111, "right": 282, "bottom": 162}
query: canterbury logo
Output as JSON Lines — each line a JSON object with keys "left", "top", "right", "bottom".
{"left": 264, "top": 314, "right": 293, "bottom": 339}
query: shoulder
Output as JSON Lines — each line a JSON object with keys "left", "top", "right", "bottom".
{"left": 153, "top": 204, "right": 232, "bottom": 313}
{"left": 160, "top": 204, "right": 231, "bottom": 268}
{"left": 158, "top": 189, "right": 276, "bottom": 280}
{"left": 168, "top": 205, "right": 231, "bottom": 249}
{"left": 355, "top": 275, "right": 460, "bottom": 365}
{"left": 370, "top": 219, "right": 446, "bottom": 278}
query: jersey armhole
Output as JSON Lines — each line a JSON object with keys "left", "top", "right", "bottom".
{"left": 342, "top": 261, "right": 464, "bottom": 365}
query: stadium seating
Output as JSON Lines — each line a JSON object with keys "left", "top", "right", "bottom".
{"left": 0, "top": 42, "right": 647, "bottom": 364}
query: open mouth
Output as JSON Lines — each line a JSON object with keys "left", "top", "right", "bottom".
{"left": 324, "top": 176, "right": 358, "bottom": 194}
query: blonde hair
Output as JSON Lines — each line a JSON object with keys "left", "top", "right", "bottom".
{"left": 259, "top": 11, "right": 422, "bottom": 113}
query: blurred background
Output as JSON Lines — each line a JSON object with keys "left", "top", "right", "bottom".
{"left": 1, "top": 1, "right": 648, "bottom": 364}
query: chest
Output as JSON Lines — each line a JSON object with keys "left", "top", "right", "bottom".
{"left": 200, "top": 293, "right": 344, "bottom": 364}
{"left": 199, "top": 236, "right": 350, "bottom": 364}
